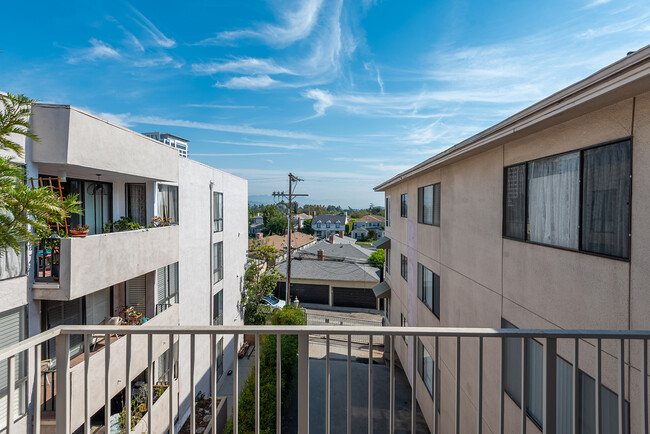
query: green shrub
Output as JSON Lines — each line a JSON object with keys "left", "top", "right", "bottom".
{"left": 224, "top": 306, "right": 306, "bottom": 433}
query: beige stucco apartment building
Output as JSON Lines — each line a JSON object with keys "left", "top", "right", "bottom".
{"left": 375, "top": 46, "right": 650, "bottom": 433}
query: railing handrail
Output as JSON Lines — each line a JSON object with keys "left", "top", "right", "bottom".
{"left": 2, "top": 324, "right": 650, "bottom": 362}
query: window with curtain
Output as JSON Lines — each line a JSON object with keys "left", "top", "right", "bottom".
{"left": 0, "top": 242, "right": 26, "bottom": 281}
{"left": 400, "top": 254, "right": 408, "bottom": 281}
{"left": 84, "top": 180, "right": 113, "bottom": 235}
{"left": 418, "top": 183, "right": 441, "bottom": 226}
{"left": 504, "top": 164, "right": 526, "bottom": 240}
{"left": 528, "top": 153, "right": 580, "bottom": 249}
{"left": 213, "top": 192, "right": 223, "bottom": 232}
{"left": 417, "top": 263, "right": 440, "bottom": 319}
{"left": 401, "top": 193, "right": 408, "bottom": 217}
{"left": 213, "top": 242, "right": 223, "bottom": 284}
{"left": 0, "top": 306, "right": 27, "bottom": 427}
{"left": 503, "top": 139, "right": 631, "bottom": 259}
{"left": 581, "top": 141, "right": 631, "bottom": 258}
{"left": 157, "top": 184, "right": 178, "bottom": 224}
{"left": 213, "top": 290, "right": 223, "bottom": 325}
{"left": 417, "top": 338, "right": 434, "bottom": 397}
{"left": 126, "top": 183, "right": 147, "bottom": 227}
{"left": 157, "top": 262, "right": 179, "bottom": 311}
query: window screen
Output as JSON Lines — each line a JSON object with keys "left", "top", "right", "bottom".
{"left": 504, "top": 164, "right": 526, "bottom": 240}
{"left": 581, "top": 140, "right": 631, "bottom": 258}
{"left": 417, "top": 338, "right": 434, "bottom": 397}
{"left": 401, "top": 193, "right": 408, "bottom": 217}
{"left": 417, "top": 263, "right": 440, "bottom": 319}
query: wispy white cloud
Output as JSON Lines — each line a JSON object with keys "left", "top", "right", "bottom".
{"left": 205, "top": 140, "right": 319, "bottom": 150}
{"left": 577, "top": 13, "right": 650, "bottom": 39}
{"left": 198, "top": 0, "right": 324, "bottom": 47}
{"left": 215, "top": 75, "right": 281, "bottom": 90}
{"left": 192, "top": 57, "right": 294, "bottom": 75}
{"left": 364, "top": 62, "right": 384, "bottom": 94}
{"left": 66, "top": 38, "right": 121, "bottom": 64}
{"left": 185, "top": 104, "right": 267, "bottom": 109}
{"left": 583, "top": 0, "right": 612, "bottom": 9}
{"left": 100, "top": 113, "right": 339, "bottom": 142}
{"left": 126, "top": 3, "right": 176, "bottom": 48}
{"left": 192, "top": 152, "right": 287, "bottom": 156}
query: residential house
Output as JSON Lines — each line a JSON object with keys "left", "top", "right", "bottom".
{"left": 292, "top": 212, "right": 312, "bottom": 229}
{"left": 249, "top": 231, "right": 317, "bottom": 263}
{"left": 312, "top": 213, "right": 348, "bottom": 239}
{"left": 142, "top": 131, "right": 189, "bottom": 158}
{"left": 374, "top": 47, "right": 650, "bottom": 433}
{"left": 351, "top": 214, "right": 384, "bottom": 239}
{"left": 249, "top": 213, "right": 264, "bottom": 235}
{"left": 0, "top": 102, "right": 247, "bottom": 433}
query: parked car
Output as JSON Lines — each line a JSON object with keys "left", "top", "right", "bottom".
{"left": 261, "top": 295, "right": 286, "bottom": 310}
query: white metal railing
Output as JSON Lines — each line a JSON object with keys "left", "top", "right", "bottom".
{"left": 0, "top": 326, "right": 649, "bottom": 434}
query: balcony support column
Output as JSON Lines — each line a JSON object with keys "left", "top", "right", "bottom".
{"left": 55, "top": 334, "right": 70, "bottom": 434}
{"left": 298, "top": 333, "right": 310, "bottom": 434}
{"left": 543, "top": 337, "right": 557, "bottom": 434}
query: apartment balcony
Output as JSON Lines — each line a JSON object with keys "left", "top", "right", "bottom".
{"left": 31, "top": 104, "right": 178, "bottom": 183}
{"left": 33, "top": 225, "right": 179, "bottom": 301}
{"left": 1, "top": 325, "right": 648, "bottom": 434}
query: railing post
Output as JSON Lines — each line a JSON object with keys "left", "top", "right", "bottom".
{"left": 543, "top": 338, "right": 557, "bottom": 434}
{"left": 34, "top": 344, "right": 42, "bottom": 434}
{"left": 55, "top": 333, "right": 70, "bottom": 434}
{"left": 7, "top": 355, "right": 15, "bottom": 433}
{"left": 298, "top": 333, "right": 310, "bottom": 434}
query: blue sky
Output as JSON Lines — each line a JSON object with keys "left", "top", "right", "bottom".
{"left": 2, "top": 0, "right": 650, "bottom": 208}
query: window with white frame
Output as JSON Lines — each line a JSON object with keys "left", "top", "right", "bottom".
{"left": 157, "top": 263, "right": 179, "bottom": 313}
{"left": 213, "top": 192, "right": 223, "bottom": 232}
{"left": 401, "top": 193, "right": 408, "bottom": 217}
{"left": 385, "top": 196, "right": 391, "bottom": 227}
{"left": 157, "top": 184, "right": 178, "bottom": 224}
{"left": 213, "top": 242, "right": 223, "bottom": 284}
{"left": 0, "top": 306, "right": 28, "bottom": 426}
{"left": 216, "top": 337, "right": 224, "bottom": 381}
{"left": 385, "top": 248, "right": 390, "bottom": 275}
{"left": 213, "top": 290, "right": 223, "bottom": 325}
{"left": 400, "top": 254, "right": 408, "bottom": 281}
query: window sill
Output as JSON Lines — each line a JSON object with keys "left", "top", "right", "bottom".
{"left": 502, "top": 236, "right": 630, "bottom": 262}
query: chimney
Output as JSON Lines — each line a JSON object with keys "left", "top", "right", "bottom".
{"left": 329, "top": 234, "right": 335, "bottom": 244}
{"left": 317, "top": 249, "right": 325, "bottom": 261}
{"left": 255, "top": 232, "right": 263, "bottom": 240}
{"left": 298, "top": 217, "right": 302, "bottom": 228}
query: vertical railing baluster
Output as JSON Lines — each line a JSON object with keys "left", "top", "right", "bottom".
{"left": 521, "top": 337, "right": 527, "bottom": 434}
{"left": 255, "top": 333, "right": 260, "bottom": 434}
{"left": 643, "top": 338, "right": 648, "bottom": 434}
{"left": 298, "top": 333, "right": 310, "bottom": 434}
{"left": 478, "top": 337, "right": 483, "bottom": 434}
{"left": 499, "top": 337, "right": 504, "bottom": 434}
{"left": 455, "top": 336, "right": 460, "bottom": 434}
{"left": 212, "top": 334, "right": 217, "bottom": 434}
{"left": 7, "top": 355, "right": 15, "bottom": 433}
{"left": 34, "top": 343, "right": 42, "bottom": 434}
{"left": 277, "top": 333, "right": 281, "bottom": 434}
{"left": 55, "top": 333, "right": 70, "bottom": 434}
{"left": 126, "top": 335, "right": 132, "bottom": 434}
{"left": 618, "top": 339, "right": 624, "bottom": 434}
{"left": 411, "top": 335, "right": 417, "bottom": 434}
{"left": 389, "top": 335, "right": 395, "bottom": 434}
{"left": 435, "top": 335, "right": 439, "bottom": 434}
{"left": 147, "top": 334, "right": 153, "bottom": 434}
{"left": 104, "top": 334, "right": 111, "bottom": 433}
{"left": 347, "top": 334, "right": 352, "bottom": 434}
{"left": 543, "top": 338, "right": 557, "bottom": 434}
{"left": 190, "top": 334, "right": 195, "bottom": 434}
{"left": 84, "top": 335, "right": 90, "bottom": 434}
{"left": 326, "top": 334, "right": 331, "bottom": 434}
{"left": 596, "top": 339, "right": 601, "bottom": 434}
{"left": 573, "top": 338, "right": 579, "bottom": 434}
{"left": 169, "top": 334, "right": 174, "bottom": 434}
{"left": 368, "top": 334, "right": 373, "bottom": 434}
{"left": 233, "top": 333, "right": 239, "bottom": 434}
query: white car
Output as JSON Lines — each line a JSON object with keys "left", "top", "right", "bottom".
{"left": 261, "top": 295, "right": 286, "bottom": 310}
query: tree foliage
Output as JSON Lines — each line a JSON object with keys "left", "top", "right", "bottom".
{"left": 368, "top": 249, "right": 385, "bottom": 269}
{"left": 224, "top": 305, "right": 306, "bottom": 434}
{"left": 299, "top": 218, "right": 314, "bottom": 235}
{"left": 263, "top": 215, "right": 287, "bottom": 236}
{"left": 0, "top": 93, "right": 82, "bottom": 254}
{"left": 243, "top": 240, "right": 285, "bottom": 324}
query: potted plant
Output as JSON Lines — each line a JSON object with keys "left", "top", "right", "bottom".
{"left": 69, "top": 224, "right": 90, "bottom": 237}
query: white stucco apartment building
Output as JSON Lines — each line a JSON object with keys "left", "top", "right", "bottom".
{"left": 375, "top": 47, "right": 650, "bottom": 433}
{"left": 0, "top": 102, "right": 247, "bottom": 433}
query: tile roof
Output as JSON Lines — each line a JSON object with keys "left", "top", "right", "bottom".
{"left": 295, "top": 240, "right": 372, "bottom": 261}
{"left": 356, "top": 214, "right": 384, "bottom": 223}
{"left": 262, "top": 232, "right": 316, "bottom": 252}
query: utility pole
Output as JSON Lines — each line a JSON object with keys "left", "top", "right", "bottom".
{"left": 272, "top": 173, "right": 308, "bottom": 303}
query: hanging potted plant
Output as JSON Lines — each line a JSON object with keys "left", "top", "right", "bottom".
{"left": 69, "top": 224, "right": 90, "bottom": 237}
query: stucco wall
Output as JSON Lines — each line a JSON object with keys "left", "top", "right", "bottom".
{"left": 382, "top": 94, "right": 647, "bottom": 433}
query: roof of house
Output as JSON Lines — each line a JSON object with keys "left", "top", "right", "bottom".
{"left": 262, "top": 232, "right": 316, "bottom": 252}
{"left": 332, "top": 235, "right": 358, "bottom": 244}
{"left": 277, "top": 260, "right": 380, "bottom": 283}
{"left": 312, "top": 214, "right": 346, "bottom": 224}
{"left": 374, "top": 44, "right": 650, "bottom": 191}
{"left": 295, "top": 239, "right": 372, "bottom": 261}
{"left": 356, "top": 215, "right": 384, "bottom": 223}
{"left": 351, "top": 227, "right": 368, "bottom": 233}
{"left": 292, "top": 213, "right": 312, "bottom": 221}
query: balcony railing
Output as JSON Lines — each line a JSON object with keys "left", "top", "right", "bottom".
{"left": 35, "top": 238, "right": 60, "bottom": 281}
{"left": 1, "top": 326, "right": 649, "bottom": 434}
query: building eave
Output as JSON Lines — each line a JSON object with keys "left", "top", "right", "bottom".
{"left": 374, "top": 43, "right": 650, "bottom": 191}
